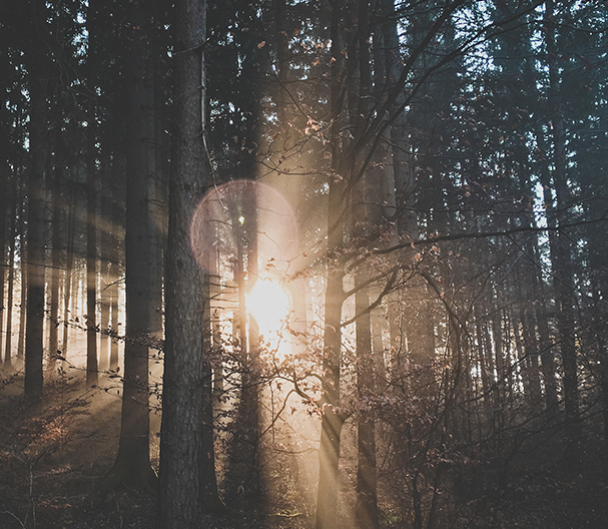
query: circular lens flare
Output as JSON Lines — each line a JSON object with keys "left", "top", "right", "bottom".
{"left": 246, "top": 279, "right": 291, "bottom": 346}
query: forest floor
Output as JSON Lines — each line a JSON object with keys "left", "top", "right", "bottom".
{"left": 0, "top": 364, "right": 314, "bottom": 529}
{"left": 2, "top": 361, "right": 608, "bottom": 528}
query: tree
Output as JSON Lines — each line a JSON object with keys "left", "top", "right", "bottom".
{"left": 102, "top": 0, "right": 157, "bottom": 490}
{"left": 157, "top": 0, "right": 221, "bottom": 524}
{"left": 23, "top": 0, "right": 50, "bottom": 402}
{"left": 86, "top": 10, "right": 99, "bottom": 383}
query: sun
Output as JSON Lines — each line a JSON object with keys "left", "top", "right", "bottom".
{"left": 246, "top": 278, "right": 291, "bottom": 346}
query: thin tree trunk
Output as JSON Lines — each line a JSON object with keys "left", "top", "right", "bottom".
{"left": 353, "top": 20, "right": 379, "bottom": 523}
{"left": 62, "top": 187, "right": 76, "bottom": 357}
{"left": 109, "top": 259, "right": 120, "bottom": 371}
{"left": 98, "top": 157, "right": 112, "bottom": 372}
{"left": 0, "top": 181, "right": 6, "bottom": 366}
{"left": 201, "top": 276, "right": 223, "bottom": 512}
{"left": 317, "top": 2, "right": 349, "bottom": 527}
{"left": 355, "top": 276, "right": 378, "bottom": 529}
{"left": 225, "top": 182, "right": 262, "bottom": 502}
{"left": 3, "top": 189, "right": 17, "bottom": 369}
{"left": 545, "top": 0, "right": 581, "bottom": 467}
{"left": 101, "top": 0, "right": 155, "bottom": 491}
{"left": 109, "top": 130, "right": 122, "bottom": 372}
{"left": 47, "top": 137, "right": 63, "bottom": 374}
{"left": 86, "top": 97, "right": 98, "bottom": 385}
{"left": 17, "top": 235, "right": 27, "bottom": 361}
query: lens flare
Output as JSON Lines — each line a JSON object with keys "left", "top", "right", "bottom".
{"left": 189, "top": 179, "right": 299, "bottom": 275}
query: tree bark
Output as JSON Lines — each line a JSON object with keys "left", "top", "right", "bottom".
{"left": 98, "top": 154, "right": 113, "bottom": 372}
{"left": 545, "top": 0, "right": 581, "bottom": 468}
{"left": 24, "top": 0, "right": 50, "bottom": 402}
{"left": 201, "top": 276, "right": 223, "bottom": 512}
{"left": 47, "top": 136, "right": 63, "bottom": 374}
{"left": 86, "top": 12, "right": 99, "bottom": 384}
{"left": 355, "top": 276, "right": 378, "bottom": 529}
{"left": 315, "top": 1, "right": 348, "bottom": 515}
{"left": 3, "top": 182, "right": 17, "bottom": 369}
{"left": 62, "top": 185, "right": 76, "bottom": 357}
{"left": 0, "top": 173, "right": 6, "bottom": 366}
{"left": 17, "top": 233, "right": 27, "bottom": 362}
{"left": 157, "top": 0, "right": 214, "bottom": 524}
{"left": 102, "top": 0, "right": 156, "bottom": 491}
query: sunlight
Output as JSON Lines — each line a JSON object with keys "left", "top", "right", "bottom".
{"left": 246, "top": 278, "right": 291, "bottom": 349}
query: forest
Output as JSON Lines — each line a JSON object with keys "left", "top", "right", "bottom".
{"left": 1, "top": 0, "right": 607, "bottom": 528}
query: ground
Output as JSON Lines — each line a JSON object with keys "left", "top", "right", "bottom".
{"left": 0, "top": 364, "right": 316, "bottom": 529}
{"left": 2, "top": 362, "right": 608, "bottom": 528}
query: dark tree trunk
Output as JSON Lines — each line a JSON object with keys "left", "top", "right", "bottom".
{"left": 157, "top": 0, "right": 215, "bottom": 525}
{"left": 108, "top": 128, "right": 123, "bottom": 372}
{"left": 98, "top": 156, "right": 112, "bottom": 372}
{"left": 545, "top": 0, "right": 581, "bottom": 468}
{"left": 316, "top": 2, "right": 349, "bottom": 527}
{"left": 101, "top": 0, "right": 156, "bottom": 491}
{"left": 47, "top": 137, "right": 63, "bottom": 374}
{"left": 24, "top": 0, "right": 50, "bottom": 402}
{"left": 148, "top": 91, "right": 163, "bottom": 355}
{"left": 353, "top": 22, "right": 379, "bottom": 524}
{"left": 3, "top": 182, "right": 17, "bottom": 368}
{"left": 62, "top": 185, "right": 76, "bottom": 357}
{"left": 224, "top": 182, "right": 262, "bottom": 503}
{"left": 86, "top": 121, "right": 98, "bottom": 385}
{"left": 17, "top": 233, "right": 27, "bottom": 362}
{"left": 0, "top": 177, "right": 6, "bottom": 366}
{"left": 86, "top": 73, "right": 98, "bottom": 385}
{"left": 109, "top": 258, "right": 120, "bottom": 371}
{"left": 201, "top": 276, "right": 223, "bottom": 512}
{"left": 316, "top": 206, "right": 346, "bottom": 529}
{"left": 355, "top": 276, "right": 378, "bottom": 529}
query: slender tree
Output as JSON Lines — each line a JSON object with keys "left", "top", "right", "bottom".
{"left": 102, "top": 0, "right": 156, "bottom": 490}
{"left": 23, "top": 0, "right": 50, "bottom": 402}
{"left": 47, "top": 133, "right": 63, "bottom": 374}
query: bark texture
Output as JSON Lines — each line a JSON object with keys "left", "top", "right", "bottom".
{"left": 24, "top": 0, "right": 49, "bottom": 402}
{"left": 157, "top": 0, "right": 216, "bottom": 525}
{"left": 102, "top": 0, "right": 156, "bottom": 491}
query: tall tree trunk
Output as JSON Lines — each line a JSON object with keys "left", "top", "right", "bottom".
{"left": 86, "top": 107, "right": 98, "bottom": 386}
{"left": 201, "top": 276, "right": 223, "bottom": 512}
{"left": 316, "top": 3, "right": 348, "bottom": 526}
{"left": 102, "top": 0, "right": 156, "bottom": 491}
{"left": 24, "top": 0, "right": 50, "bottom": 401}
{"left": 148, "top": 61, "right": 163, "bottom": 357}
{"left": 0, "top": 178, "right": 6, "bottom": 366}
{"left": 0, "top": 60, "right": 11, "bottom": 367}
{"left": 355, "top": 276, "right": 378, "bottom": 529}
{"left": 17, "top": 234, "right": 27, "bottom": 362}
{"left": 62, "top": 185, "right": 76, "bottom": 357}
{"left": 108, "top": 124, "right": 123, "bottom": 372}
{"left": 157, "top": 0, "right": 214, "bottom": 524}
{"left": 109, "top": 258, "right": 120, "bottom": 371}
{"left": 545, "top": 0, "right": 581, "bottom": 467}
{"left": 224, "top": 182, "right": 262, "bottom": 502}
{"left": 98, "top": 156, "right": 112, "bottom": 372}
{"left": 47, "top": 137, "right": 63, "bottom": 374}
{"left": 531, "top": 244, "right": 558, "bottom": 412}
{"left": 86, "top": 1, "right": 99, "bottom": 384}
{"left": 354, "top": 11, "right": 379, "bottom": 527}
{"left": 3, "top": 184, "right": 17, "bottom": 369}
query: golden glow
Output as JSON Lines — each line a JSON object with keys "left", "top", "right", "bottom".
{"left": 246, "top": 279, "right": 291, "bottom": 346}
